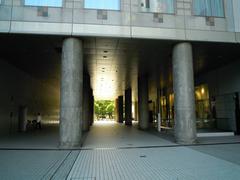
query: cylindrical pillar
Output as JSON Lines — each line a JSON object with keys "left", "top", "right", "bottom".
{"left": 115, "top": 98, "right": 119, "bottom": 122}
{"left": 118, "top": 96, "right": 124, "bottom": 123}
{"left": 125, "top": 89, "right": 132, "bottom": 125}
{"left": 157, "top": 88, "right": 162, "bottom": 132}
{"left": 172, "top": 42, "right": 196, "bottom": 144}
{"left": 138, "top": 76, "right": 149, "bottom": 130}
{"left": 134, "top": 101, "right": 138, "bottom": 122}
{"left": 60, "top": 38, "right": 83, "bottom": 148}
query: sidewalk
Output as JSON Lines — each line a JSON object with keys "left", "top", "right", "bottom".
{"left": 1, "top": 121, "right": 240, "bottom": 179}
{"left": 67, "top": 121, "right": 240, "bottom": 180}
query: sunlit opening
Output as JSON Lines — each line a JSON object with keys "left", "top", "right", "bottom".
{"left": 94, "top": 121, "right": 116, "bottom": 125}
{"left": 94, "top": 100, "right": 115, "bottom": 122}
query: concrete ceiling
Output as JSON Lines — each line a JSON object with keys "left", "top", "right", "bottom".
{"left": 83, "top": 37, "right": 173, "bottom": 100}
{"left": 0, "top": 34, "right": 240, "bottom": 101}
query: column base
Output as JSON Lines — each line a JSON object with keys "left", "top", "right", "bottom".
{"left": 175, "top": 138, "right": 197, "bottom": 145}
{"left": 59, "top": 141, "right": 82, "bottom": 149}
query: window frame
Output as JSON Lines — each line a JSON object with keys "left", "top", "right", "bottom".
{"left": 83, "top": 0, "right": 121, "bottom": 11}
{"left": 140, "top": 0, "right": 176, "bottom": 15}
{"left": 192, "top": 0, "right": 225, "bottom": 18}
{"left": 24, "top": 0, "right": 63, "bottom": 8}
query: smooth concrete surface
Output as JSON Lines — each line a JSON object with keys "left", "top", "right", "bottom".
{"left": 138, "top": 76, "right": 149, "bottom": 130}
{"left": 60, "top": 38, "right": 83, "bottom": 148}
{"left": 172, "top": 42, "right": 197, "bottom": 144}
{"left": 0, "top": 58, "right": 59, "bottom": 136}
{"left": 1, "top": 0, "right": 240, "bottom": 43}
{"left": 125, "top": 89, "right": 132, "bottom": 126}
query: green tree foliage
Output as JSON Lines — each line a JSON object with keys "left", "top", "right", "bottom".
{"left": 94, "top": 100, "right": 115, "bottom": 120}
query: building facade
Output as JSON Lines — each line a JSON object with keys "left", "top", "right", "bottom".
{"left": 0, "top": 0, "right": 240, "bottom": 147}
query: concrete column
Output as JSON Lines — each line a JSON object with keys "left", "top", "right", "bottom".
{"left": 172, "top": 42, "right": 196, "bottom": 144}
{"left": 118, "top": 96, "right": 124, "bottom": 123}
{"left": 156, "top": 88, "right": 161, "bottom": 114}
{"left": 115, "top": 98, "right": 119, "bottom": 122}
{"left": 157, "top": 88, "right": 162, "bottom": 132}
{"left": 83, "top": 74, "right": 90, "bottom": 132}
{"left": 134, "top": 101, "right": 138, "bottom": 122}
{"left": 18, "top": 105, "right": 27, "bottom": 132}
{"left": 60, "top": 38, "right": 83, "bottom": 148}
{"left": 125, "top": 89, "right": 132, "bottom": 125}
{"left": 138, "top": 76, "right": 149, "bottom": 129}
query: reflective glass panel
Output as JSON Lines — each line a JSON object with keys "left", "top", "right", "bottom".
{"left": 85, "top": 0, "right": 120, "bottom": 10}
{"left": 25, "top": 0, "right": 62, "bottom": 7}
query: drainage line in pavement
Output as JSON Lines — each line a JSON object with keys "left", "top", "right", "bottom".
{"left": 65, "top": 151, "right": 81, "bottom": 179}
{"left": 37, "top": 151, "right": 71, "bottom": 180}
{"left": 47, "top": 151, "right": 72, "bottom": 180}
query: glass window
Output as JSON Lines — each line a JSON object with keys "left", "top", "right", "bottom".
{"left": 193, "top": 0, "right": 224, "bottom": 17}
{"left": 140, "top": 0, "right": 175, "bottom": 14}
{"left": 25, "top": 0, "right": 62, "bottom": 7}
{"left": 84, "top": 0, "right": 120, "bottom": 10}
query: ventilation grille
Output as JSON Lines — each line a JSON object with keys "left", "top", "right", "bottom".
{"left": 153, "top": 13, "right": 163, "bottom": 23}
{"left": 206, "top": 17, "right": 215, "bottom": 26}
{"left": 97, "top": 10, "right": 108, "bottom": 20}
{"left": 37, "top": 7, "right": 48, "bottom": 17}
